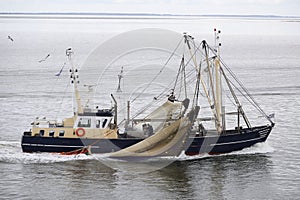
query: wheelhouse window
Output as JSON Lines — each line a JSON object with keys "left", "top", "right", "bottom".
{"left": 96, "top": 120, "right": 100, "bottom": 128}
{"left": 59, "top": 130, "right": 65, "bottom": 137}
{"left": 39, "top": 130, "right": 45, "bottom": 136}
{"left": 49, "top": 130, "right": 55, "bottom": 137}
{"left": 77, "top": 118, "right": 91, "bottom": 128}
{"left": 102, "top": 119, "right": 108, "bottom": 128}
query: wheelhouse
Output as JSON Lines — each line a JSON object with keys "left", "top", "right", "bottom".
{"left": 76, "top": 109, "right": 114, "bottom": 129}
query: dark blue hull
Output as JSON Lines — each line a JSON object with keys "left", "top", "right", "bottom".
{"left": 21, "top": 125, "right": 272, "bottom": 155}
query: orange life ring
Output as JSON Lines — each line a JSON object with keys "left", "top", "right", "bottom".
{"left": 75, "top": 128, "right": 85, "bottom": 137}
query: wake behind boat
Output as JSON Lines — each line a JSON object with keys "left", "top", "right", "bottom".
{"left": 21, "top": 29, "right": 274, "bottom": 157}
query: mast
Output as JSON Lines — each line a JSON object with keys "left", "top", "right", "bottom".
{"left": 201, "top": 38, "right": 226, "bottom": 133}
{"left": 183, "top": 33, "right": 226, "bottom": 133}
{"left": 213, "top": 30, "right": 252, "bottom": 130}
{"left": 66, "top": 48, "right": 83, "bottom": 114}
{"left": 183, "top": 34, "right": 215, "bottom": 117}
{"left": 126, "top": 100, "right": 131, "bottom": 129}
{"left": 110, "top": 94, "right": 118, "bottom": 125}
{"left": 214, "top": 29, "right": 223, "bottom": 133}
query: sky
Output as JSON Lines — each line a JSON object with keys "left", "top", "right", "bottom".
{"left": 0, "top": 0, "right": 299, "bottom": 16}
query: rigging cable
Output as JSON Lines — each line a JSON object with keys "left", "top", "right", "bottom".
{"left": 130, "top": 36, "right": 184, "bottom": 103}
{"left": 207, "top": 45, "right": 273, "bottom": 124}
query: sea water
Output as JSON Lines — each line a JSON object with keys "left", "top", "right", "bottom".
{"left": 0, "top": 15, "right": 300, "bottom": 199}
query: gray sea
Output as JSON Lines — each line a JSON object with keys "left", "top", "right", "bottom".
{"left": 0, "top": 15, "right": 300, "bottom": 199}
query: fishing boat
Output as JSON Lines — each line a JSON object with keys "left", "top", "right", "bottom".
{"left": 21, "top": 30, "right": 274, "bottom": 156}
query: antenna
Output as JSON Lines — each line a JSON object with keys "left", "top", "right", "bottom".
{"left": 66, "top": 47, "right": 83, "bottom": 114}
{"left": 117, "top": 66, "right": 124, "bottom": 93}
{"left": 214, "top": 28, "right": 222, "bottom": 56}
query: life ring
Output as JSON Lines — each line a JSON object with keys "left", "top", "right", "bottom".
{"left": 75, "top": 128, "right": 85, "bottom": 137}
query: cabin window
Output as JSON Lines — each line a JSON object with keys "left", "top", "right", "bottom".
{"left": 102, "top": 119, "right": 108, "bottom": 128}
{"left": 39, "top": 130, "right": 45, "bottom": 136}
{"left": 77, "top": 118, "right": 91, "bottom": 128}
{"left": 59, "top": 130, "right": 65, "bottom": 137}
{"left": 49, "top": 130, "right": 55, "bottom": 137}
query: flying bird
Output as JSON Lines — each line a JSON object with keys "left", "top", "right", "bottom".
{"left": 55, "top": 62, "right": 66, "bottom": 77}
{"left": 38, "top": 54, "right": 50, "bottom": 63}
{"left": 7, "top": 35, "right": 14, "bottom": 42}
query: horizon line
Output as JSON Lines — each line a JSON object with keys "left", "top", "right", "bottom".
{"left": 0, "top": 12, "right": 299, "bottom": 18}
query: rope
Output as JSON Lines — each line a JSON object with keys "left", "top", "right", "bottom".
{"left": 132, "top": 49, "right": 203, "bottom": 120}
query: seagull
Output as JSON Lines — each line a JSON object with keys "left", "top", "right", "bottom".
{"left": 7, "top": 35, "right": 14, "bottom": 42}
{"left": 55, "top": 63, "right": 66, "bottom": 76}
{"left": 84, "top": 84, "right": 96, "bottom": 92}
{"left": 38, "top": 54, "right": 50, "bottom": 63}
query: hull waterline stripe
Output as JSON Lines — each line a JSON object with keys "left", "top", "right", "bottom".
{"left": 22, "top": 136, "right": 266, "bottom": 149}
{"left": 22, "top": 143, "right": 84, "bottom": 148}
{"left": 211, "top": 136, "right": 266, "bottom": 146}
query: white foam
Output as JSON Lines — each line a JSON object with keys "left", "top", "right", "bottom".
{"left": 176, "top": 151, "right": 211, "bottom": 161}
{"left": 0, "top": 140, "right": 274, "bottom": 165}
{"left": 0, "top": 140, "right": 93, "bottom": 164}
{"left": 0, "top": 151, "right": 93, "bottom": 164}
{"left": 168, "top": 142, "right": 274, "bottom": 161}
{"left": 227, "top": 141, "right": 275, "bottom": 155}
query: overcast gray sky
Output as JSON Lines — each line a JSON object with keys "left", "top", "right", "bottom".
{"left": 0, "top": 0, "right": 299, "bottom": 16}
